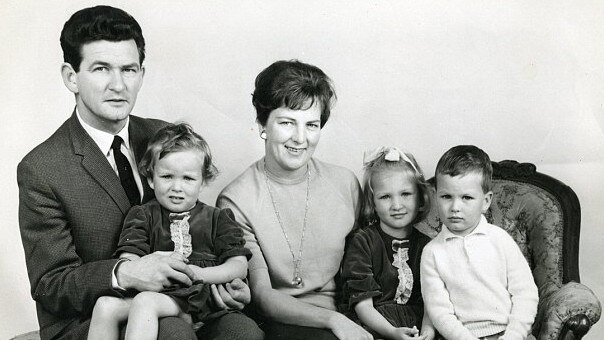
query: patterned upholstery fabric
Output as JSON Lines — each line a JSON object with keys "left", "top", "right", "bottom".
{"left": 415, "top": 167, "right": 601, "bottom": 340}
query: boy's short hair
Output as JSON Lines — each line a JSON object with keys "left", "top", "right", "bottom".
{"left": 252, "top": 60, "right": 336, "bottom": 128}
{"left": 139, "top": 123, "right": 218, "bottom": 182}
{"left": 435, "top": 145, "right": 493, "bottom": 193}
{"left": 60, "top": 5, "right": 145, "bottom": 72}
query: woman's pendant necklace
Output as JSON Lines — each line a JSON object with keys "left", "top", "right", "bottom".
{"left": 292, "top": 259, "right": 303, "bottom": 286}
{"left": 264, "top": 161, "right": 310, "bottom": 287}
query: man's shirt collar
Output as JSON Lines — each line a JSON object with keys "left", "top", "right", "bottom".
{"left": 76, "top": 109, "right": 131, "bottom": 156}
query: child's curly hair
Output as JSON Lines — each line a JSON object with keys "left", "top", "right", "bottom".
{"left": 139, "top": 123, "right": 218, "bottom": 182}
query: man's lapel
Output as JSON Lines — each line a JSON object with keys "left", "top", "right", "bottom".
{"left": 68, "top": 111, "right": 131, "bottom": 214}
{"left": 129, "top": 116, "right": 155, "bottom": 202}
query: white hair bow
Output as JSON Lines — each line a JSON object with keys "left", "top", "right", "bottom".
{"left": 363, "top": 146, "right": 419, "bottom": 174}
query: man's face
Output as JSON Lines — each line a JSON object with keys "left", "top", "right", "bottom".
{"left": 67, "top": 39, "right": 144, "bottom": 133}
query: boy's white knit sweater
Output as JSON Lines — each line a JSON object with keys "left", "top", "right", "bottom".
{"left": 420, "top": 215, "right": 538, "bottom": 340}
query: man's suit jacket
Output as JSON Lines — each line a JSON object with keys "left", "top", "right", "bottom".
{"left": 18, "top": 112, "right": 167, "bottom": 340}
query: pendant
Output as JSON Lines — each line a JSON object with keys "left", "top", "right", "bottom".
{"left": 292, "top": 276, "right": 303, "bottom": 286}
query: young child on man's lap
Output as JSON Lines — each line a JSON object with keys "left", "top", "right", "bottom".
{"left": 87, "top": 123, "right": 261, "bottom": 340}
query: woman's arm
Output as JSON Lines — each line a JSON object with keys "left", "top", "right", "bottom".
{"left": 355, "top": 297, "right": 420, "bottom": 339}
{"left": 188, "top": 255, "right": 247, "bottom": 284}
{"left": 217, "top": 191, "right": 335, "bottom": 324}
{"left": 217, "top": 183, "right": 370, "bottom": 339}
{"left": 250, "top": 266, "right": 372, "bottom": 340}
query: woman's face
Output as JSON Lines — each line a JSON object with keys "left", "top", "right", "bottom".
{"left": 262, "top": 104, "right": 322, "bottom": 176}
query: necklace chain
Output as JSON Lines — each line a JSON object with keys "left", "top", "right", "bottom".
{"left": 263, "top": 161, "right": 310, "bottom": 287}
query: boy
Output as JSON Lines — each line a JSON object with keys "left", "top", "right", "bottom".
{"left": 420, "top": 145, "right": 538, "bottom": 340}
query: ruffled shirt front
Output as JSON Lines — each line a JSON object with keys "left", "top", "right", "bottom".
{"left": 114, "top": 199, "right": 252, "bottom": 322}
{"left": 116, "top": 199, "right": 251, "bottom": 269}
{"left": 392, "top": 239, "right": 414, "bottom": 304}
{"left": 341, "top": 225, "right": 431, "bottom": 310}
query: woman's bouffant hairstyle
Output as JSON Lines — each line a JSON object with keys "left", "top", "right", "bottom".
{"left": 435, "top": 145, "right": 493, "bottom": 193}
{"left": 361, "top": 149, "right": 431, "bottom": 227}
{"left": 60, "top": 5, "right": 145, "bottom": 72}
{"left": 139, "top": 123, "right": 218, "bottom": 182}
{"left": 252, "top": 60, "right": 336, "bottom": 128}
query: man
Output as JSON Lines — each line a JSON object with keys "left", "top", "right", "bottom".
{"left": 18, "top": 6, "right": 250, "bottom": 339}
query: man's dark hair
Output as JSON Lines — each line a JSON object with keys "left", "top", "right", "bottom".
{"left": 60, "top": 5, "right": 145, "bottom": 72}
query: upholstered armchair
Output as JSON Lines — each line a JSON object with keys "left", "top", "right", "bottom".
{"left": 415, "top": 160, "right": 601, "bottom": 340}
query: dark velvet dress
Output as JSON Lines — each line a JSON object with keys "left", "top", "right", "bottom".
{"left": 115, "top": 199, "right": 251, "bottom": 323}
{"left": 341, "top": 225, "right": 431, "bottom": 333}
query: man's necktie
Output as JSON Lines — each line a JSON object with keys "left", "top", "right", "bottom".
{"left": 111, "top": 136, "right": 140, "bottom": 206}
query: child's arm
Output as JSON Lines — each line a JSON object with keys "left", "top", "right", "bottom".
{"left": 500, "top": 234, "right": 539, "bottom": 340}
{"left": 188, "top": 255, "right": 247, "bottom": 284}
{"left": 355, "top": 298, "right": 419, "bottom": 339}
{"left": 420, "top": 245, "right": 478, "bottom": 340}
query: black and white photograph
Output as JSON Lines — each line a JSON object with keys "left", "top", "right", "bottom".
{"left": 1, "top": 1, "right": 602, "bottom": 339}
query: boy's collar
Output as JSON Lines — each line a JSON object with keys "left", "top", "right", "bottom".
{"left": 441, "top": 215, "right": 489, "bottom": 240}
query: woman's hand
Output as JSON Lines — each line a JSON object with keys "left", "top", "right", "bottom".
{"left": 327, "top": 312, "right": 373, "bottom": 340}
{"left": 210, "top": 278, "right": 251, "bottom": 310}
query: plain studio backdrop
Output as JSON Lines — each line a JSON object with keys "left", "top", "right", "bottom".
{"left": 1, "top": 0, "right": 603, "bottom": 338}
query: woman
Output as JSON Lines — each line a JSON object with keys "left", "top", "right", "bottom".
{"left": 217, "top": 60, "right": 372, "bottom": 340}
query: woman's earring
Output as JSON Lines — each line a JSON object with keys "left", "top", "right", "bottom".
{"left": 260, "top": 131, "right": 267, "bottom": 140}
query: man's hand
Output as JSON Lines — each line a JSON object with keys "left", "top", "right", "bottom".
{"left": 210, "top": 278, "right": 251, "bottom": 310}
{"left": 116, "top": 251, "right": 195, "bottom": 291}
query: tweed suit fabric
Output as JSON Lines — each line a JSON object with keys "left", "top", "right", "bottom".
{"left": 18, "top": 112, "right": 168, "bottom": 340}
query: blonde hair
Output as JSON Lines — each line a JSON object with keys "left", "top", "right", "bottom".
{"left": 361, "top": 150, "right": 431, "bottom": 226}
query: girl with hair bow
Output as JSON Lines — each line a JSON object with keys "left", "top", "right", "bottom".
{"left": 341, "top": 147, "right": 436, "bottom": 340}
